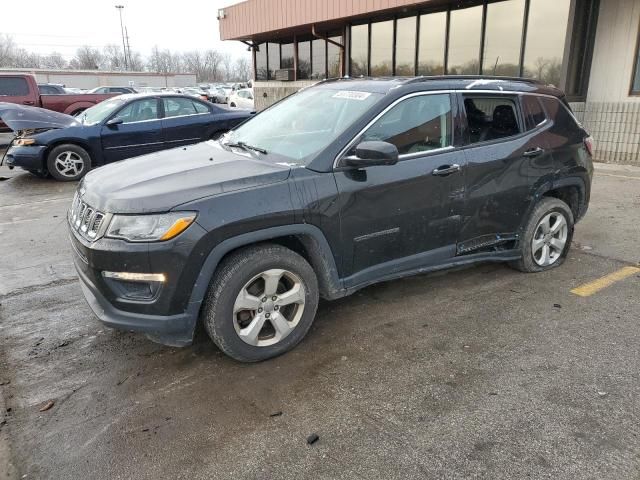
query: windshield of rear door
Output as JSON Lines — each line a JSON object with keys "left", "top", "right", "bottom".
{"left": 222, "top": 87, "right": 383, "bottom": 164}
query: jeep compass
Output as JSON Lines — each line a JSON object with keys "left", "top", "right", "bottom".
{"left": 68, "top": 76, "right": 593, "bottom": 362}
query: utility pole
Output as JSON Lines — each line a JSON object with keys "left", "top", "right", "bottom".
{"left": 125, "top": 26, "right": 133, "bottom": 69}
{"left": 115, "top": 5, "right": 128, "bottom": 70}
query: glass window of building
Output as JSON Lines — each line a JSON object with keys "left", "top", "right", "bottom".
{"left": 281, "top": 42, "right": 294, "bottom": 69}
{"left": 523, "top": 0, "right": 571, "bottom": 86}
{"left": 482, "top": 0, "right": 525, "bottom": 76}
{"left": 267, "top": 43, "right": 280, "bottom": 80}
{"left": 447, "top": 6, "right": 483, "bottom": 75}
{"left": 327, "top": 36, "right": 342, "bottom": 78}
{"left": 417, "top": 12, "right": 446, "bottom": 75}
{"left": 297, "top": 41, "right": 311, "bottom": 80}
{"left": 395, "top": 16, "right": 417, "bottom": 76}
{"left": 362, "top": 94, "right": 452, "bottom": 154}
{"left": 255, "top": 43, "right": 268, "bottom": 80}
{"left": 311, "top": 38, "right": 326, "bottom": 79}
{"left": 350, "top": 24, "right": 368, "bottom": 76}
{"left": 370, "top": 20, "right": 393, "bottom": 76}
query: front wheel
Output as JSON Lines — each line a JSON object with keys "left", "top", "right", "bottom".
{"left": 46, "top": 144, "right": 91, "bottom": 181}
{"left": 510, "top": 197, "right": 574, "bottom": 273}
{"left": 202, "top": 244, "right": 319, "bottom": 362}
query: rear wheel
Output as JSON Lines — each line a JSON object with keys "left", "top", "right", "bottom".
{"left": 202, "top": 244, "right": 319, "bottom": 362}
{"left": 46, "top": 144, "right": 91, "bottom": 181}
{"left": 510, "top": 197, "right": 574, "bottom": 273}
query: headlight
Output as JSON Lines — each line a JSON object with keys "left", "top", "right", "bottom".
{"left": 106, "top": 212, "right": 196, "bottom": 242}
{"left": 14, "top": 138, "right": 36, "bottom": 146}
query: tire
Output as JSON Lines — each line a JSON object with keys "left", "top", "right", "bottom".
{"left": 202, "top": 243, "right": 319, "bottom": 362}
{"left": 510, "top": 197, "right": 574, "bottom": 273}
{"left": 229, "top": 102, "right": 236, "bottom": 108}
{"left": 46, "top": 144, "right": 91, "bottom": 181}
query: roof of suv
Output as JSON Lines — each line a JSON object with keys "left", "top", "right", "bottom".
{"left": 316, "top": 76, "right": 564, "bottom": 97}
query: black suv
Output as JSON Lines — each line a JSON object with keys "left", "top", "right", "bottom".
{"left": 68, "top": 77, "right": 593, "bottom": 362}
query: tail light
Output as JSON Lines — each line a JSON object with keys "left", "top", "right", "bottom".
{"left": 584, "top": 136, "right": 594, "bottom": 157}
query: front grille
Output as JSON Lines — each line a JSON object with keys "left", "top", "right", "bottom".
{"left": 69, "top": 192, "right": 109, "bottom": 241}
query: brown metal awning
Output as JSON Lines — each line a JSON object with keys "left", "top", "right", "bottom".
{"left": 218, "top": 0, "right": 445, "bottom": 41}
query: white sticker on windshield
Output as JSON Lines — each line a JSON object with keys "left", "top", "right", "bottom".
{"left": 332, "top": 91, "right": 372, "bottom": 100}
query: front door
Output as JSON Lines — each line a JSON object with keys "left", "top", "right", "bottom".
{"left": 100, "top": 97, "right": 163, "bottom": 163}
{"left": 334, "top": 93, "right": 465, "bottom": 287}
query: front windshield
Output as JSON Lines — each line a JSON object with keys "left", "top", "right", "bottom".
{"left": 81, "top": 98, "right": 126, "bottom": 125}
{"left": 224, "top": 87, "right": 383, "bottom": 164}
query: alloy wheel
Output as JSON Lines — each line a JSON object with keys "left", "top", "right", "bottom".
{"left": 54, "top": 151, "right": 85, "bottom": 178}
{"left": 531, "top": 211, "right": 568, "bottom": 266}
{"left": 233, "top": 269, "right": 306, "bottom": 347}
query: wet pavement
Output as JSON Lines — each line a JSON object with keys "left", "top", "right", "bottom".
{"left": 1, "top": 162, "right": 639, "bottom": 479}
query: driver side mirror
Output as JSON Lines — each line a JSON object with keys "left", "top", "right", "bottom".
{"left": 105, "top": 117, "right": 123, "bottom": 127}
{"left": 343, "top": 141, "right": 399, "bottom": 168}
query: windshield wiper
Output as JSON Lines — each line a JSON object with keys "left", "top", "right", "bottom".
{"left": 224, "top": 141, "right": 267, "bottom": 155}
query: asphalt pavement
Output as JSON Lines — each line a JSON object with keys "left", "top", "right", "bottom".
{"left": 0, "top": 162, "right": 639, "bottom": 479}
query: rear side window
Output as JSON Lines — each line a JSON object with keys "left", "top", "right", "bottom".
{"left": 540, "top": 97, "right": 581, "bottom": 131}
{"left": 163, "top": 97, "right": 200, "bottom": 117}
{"left": 193, "top": 101, "right": 209, "bottom": 114}
{"left": 0, "top": 77, "right": 29, "bottom": 96}
{"left": 463, "top": 96, "right": 521, "bottom": 144}
{"left": 522, "top": 95, "right": 547, "bottom": 130}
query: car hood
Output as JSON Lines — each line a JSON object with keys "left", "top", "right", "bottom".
{"left": 0, "top": 103, "right": 79, "bottom": 132}
{"left": 81, "top": 141, "right": 292, "bottom": 214}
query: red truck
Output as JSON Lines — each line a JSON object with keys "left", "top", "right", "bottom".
{"left": 0, "top": 73, "right": 116, "bottom": 131}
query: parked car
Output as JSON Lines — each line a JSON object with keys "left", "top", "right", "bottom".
{"left": 209, "top": 87, "right": 229, "bottom": 104}
{"left": 67, "top": 76, "right": 593, "bottom": 362}
{"left": 182, "top": 87, "right": 209, "bottom": 101}
{"left": 0, "top": 73, "right": 117, "bottom": 128}
{"left": 88, "top": 86, "right": 138, "bottom": 94}
{"left": 1, "top": 93, "right": 252, "bottom": 180}
{"left": 38, "top": 83, "right": 68, "bottom": 95}
{"left": 228, "top": 88, "right": 254, "bottom": 109}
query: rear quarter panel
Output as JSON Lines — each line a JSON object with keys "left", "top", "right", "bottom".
{"left": 40, "top": 93, "right": 116, "bottom": 114}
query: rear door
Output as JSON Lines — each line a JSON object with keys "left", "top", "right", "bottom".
{"left": 458, "top": 93, "right": 553, "bottom": 251}
{"left": 100, "top": 97, "right": 164, "bottom": 163}
{"left": 161, "top": 97, "right": 211, "bottom": 147}
{"left": 0, "top": 76, "right": 37, "bottom": 107}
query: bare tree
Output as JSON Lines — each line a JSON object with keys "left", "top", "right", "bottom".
{"left": 232, "top": 57, "right": 251, "bottom": 81}
{"left": 70, "top": 46, "right": 103, "bottom": 70}
{"left": 0, "top": 34, "right": 16, "bottom": 67}
{"left": 41, "top": 52, "right": 67, "bottom": 69}
{"left": 103, "top": 44, "right": 126, "bottom": 71}
{"left": 204, "top": 49, "right": 223, "bottom": 81}
{"left": 221, "top": 52, "right": 233, "bottom": 81}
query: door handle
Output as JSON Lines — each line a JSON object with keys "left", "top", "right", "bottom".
{"left": 432, "top": 164, "right": 461, "bottom": 176}
{"left": 22, "top": 100, "right": 35, "bottom": 105}
{"left": 523, "top": 147, "right": 544, "bottom": 158}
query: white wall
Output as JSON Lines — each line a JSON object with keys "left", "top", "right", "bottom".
{"left": 587, "top": 0, "right": 640, "bottom": 103}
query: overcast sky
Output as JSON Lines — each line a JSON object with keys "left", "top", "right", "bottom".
{"left": 0, "top": 0, "right": 249, "bottom": 60}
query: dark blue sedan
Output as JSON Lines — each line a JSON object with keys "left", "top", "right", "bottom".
{"left": 1, "top": 93, "right": 252, "bottom": 181}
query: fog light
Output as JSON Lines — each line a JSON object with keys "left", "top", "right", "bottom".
{"left": 102, "top": 271, "right": 166, "bottom": 282}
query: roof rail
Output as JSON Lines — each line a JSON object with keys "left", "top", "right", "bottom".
{"left": 405, "top": 75, "right": 545, "bottom": 85}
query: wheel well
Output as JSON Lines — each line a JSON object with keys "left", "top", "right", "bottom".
{"left": 44, "top": 141, "right": 94, "bottom": 168}
{"left": 215, "top": 234, "right": 340, "bottom": 300}
{"left": 543, "top": 186, "right": 581, "bottom": 220}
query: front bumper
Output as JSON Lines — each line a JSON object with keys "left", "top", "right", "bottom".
{"left": 4, "top": 145, "right": 47, "bottom": 171}
{"left": 69, "top": 215, "right": 210, "bottom": 346}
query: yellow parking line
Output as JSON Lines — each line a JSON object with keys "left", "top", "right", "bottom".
{"left": 571, "top": 266, "right": 640, "bottom": 297}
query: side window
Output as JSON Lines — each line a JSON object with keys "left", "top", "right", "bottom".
{"left": 540, "top": 97, "right": 581, "bottom": 131}
{"left": 192, "top": 101, "right": 209, "bottom": 114}
{"left": 463, "top": 96, "right": 521, "bottom": 144}
{"left": 522, "top": 95, "right": 547, "bottom": 130}
{"left": 111, "top": 87, "right": 129, "bottom": 94}
{"left": 39, "top": 85, "right": 56, "bottom": 95}
{"left": 163, "top": 97, "right": 198, "bottom": 118}
{"left": 0, "top": 77, "right": 29, "bottom": 96}
{"left": 115, "top": 99, "right": 159, "bottom": 123}
{"left": 95, "top": 87, "right": 107, "bottom": 94}
{"left": 361, "top": 94, "right": 452, "bottom": 155}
